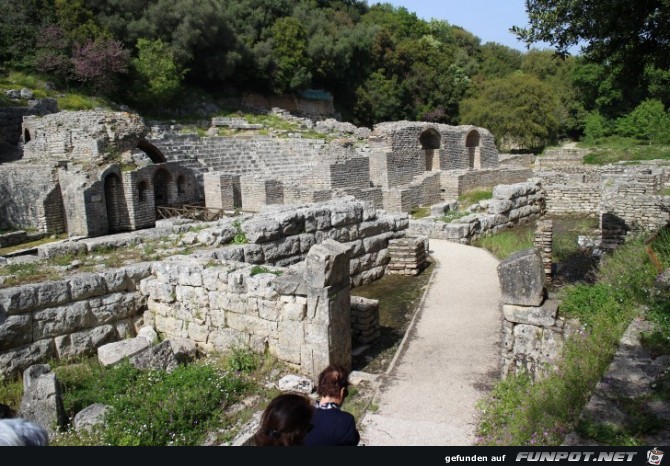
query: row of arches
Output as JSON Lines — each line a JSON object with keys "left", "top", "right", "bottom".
{"left": 420, "top": 128, "right": 482, "bottom": 170}
{"left": 104, "top": 168, "right": 188, "bottom": 233}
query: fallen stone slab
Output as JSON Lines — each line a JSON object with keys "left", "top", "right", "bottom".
{"left": 98, "top": 337, "right": 151, "bottom": 366}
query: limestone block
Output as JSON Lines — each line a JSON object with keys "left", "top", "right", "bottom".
{"left": 114, "top": 318, "right": 136, "bottom": 339}
{"left": 33, "top": 301, "right": 91, "bottom": 339}
{"left": 277, "top": 374, "right": 314, "bottom": 394}
{"left": 196, "top": 229, "right": 218, "bottom": 246}
{"left": 207, "top": 328, "right": 246, "bottom": 352}
{"left": 512, "top": 324, "right": 543, "bottom": 356}
{"left": 258, "top": 299, "right": 280, "bottom": 321}
{"left": 493, "top": 183, "right": 533, "bottom": 200}
{"left": 227, "top": 313, "right": 277, "bottom": 335}
{"left": 331, "top": 202, "right": 363, "bottom": 227}
{"left": 137, "top": 326, "right": 158, "bottom": 344}
{"left": 0, "top": 314, "right": 32, "bottom": 350}
{"left": 177, "top": 269, "right": 203, "bottom": 287}
{"left": 305, "top": 239, "right": 351, "bottom": 288}
{"left": 276, "top": 320, "right": 304, "bottom": 364}
{"left": 358, "top": 220, "right": 387, "bottom": 238}
{"left": 217, "top": 225, "right": 238, "bottom": 245}
{"left": 169, "top": 338, "right": 197, "bottom": 363}
{"left": 299, "top": 343, "right": 327, "bottom": 379}
{"left": 187, "top": 322, "right": 209, "bottom": 342}
{"left": 0, "top": 285, "right": 37, "bottom": 315}
{"left": 74, "top": 403, "right": 109, "bottom": 433}
{"left": 298, "top": 233, "right": 316, "bottom": 254}
{"left": 487, "top": 199, "right": 514, "bottom": 214}
{"left": 34, "top": 282, "right": 70, "bottom": 309}
{"left": 361, "top": 201, "right": 377, "bottom": 221}
{"left": 122, "top": 263, "right": 153, "bottom": 291}
{"left": 242, "top": 217, "right": 282, "bottom": 244}
{"left": 216, "top": 246, "right": 245, "bottom": 262}
{"left": 54, "top": 325, "right": 116, "bottom": 359}
{"left": 0, "top": 340, "right": 56, "bottom": 379}
{"left": 502, "top": 300, "right": 559, "bottom": 327}
{"left": 303, "top": 206, "right": 332, "bottom": 232}
{"left": 38, "top": 241, "right": 87, "bottom": 259}
{"left": 18, "top": 364, "right": 67, "bottom": 434}
{"left": 88, "top": 292, "right": 136, "bottom": 325}
{"left": 175, "top": 285, "right": 209, "bottom": 308}
{"left": 275, "top": 210, "right": 305, "bottom": 235}
{"left": 101, "top": 269, "right": 129, "bottom": 293}
{"left": 281, "top": 296, "right": 307, "bottom": 321}
{"left": 362, "top": 232, "right": 392, "bottom": 254}
{"left": 203, "top": 269, "right": 228, "bottom": 291}
{"left": 130, "top": 340, "right": 179, "bottom": 373}
{"left": 262, "top": 237, "right": 300, "bottom": 263}
{"left": 97, "top": 337, "right": 151, "bottom": 366}
{"left": 243, "top": 244, "right": 265, "bottom": 264}
{"left": 497, "top": 248, "right": 545, "bottom": 306}
{"left": 391, "top": 214, "right": 410, "bottom": 231}
{"left": 69, "top": 274, "right": 107, "bottom": 301}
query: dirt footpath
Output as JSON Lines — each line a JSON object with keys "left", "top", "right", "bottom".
{"left": 359, "top": 240, "right": 502, "bottom": 446}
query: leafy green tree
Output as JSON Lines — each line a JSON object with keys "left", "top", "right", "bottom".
{"left": 615, "top": 99, "right": 670, "bottom": 143}
{"left": 354, "top": 70, "right": 403, "bottom": 125}
{"left": 132, "top": 38, "right": 187, "bottom": 105}
{"left": 0, "top": 0, "right": 56, "bottom": 69}
{"left": 476, "top": 43, "right": 523, "bottom": 80}
{"left": 460, "top": 72, "right": 561, "bottom": 150}
{"left": 582, "top": 111, "right": 611, "bottom": 142}
{"left": 269, "top": 16, "right": 312, "bottom": 93}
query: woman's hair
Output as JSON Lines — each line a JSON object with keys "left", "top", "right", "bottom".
{"left": 0, "top": 418, "right": 49, "bottom": 446}
{"left": 253, "top": 393, "right": 313, "bottom": 446}
{"left": 316, "top": 364, "right": 350, "bottom": 399}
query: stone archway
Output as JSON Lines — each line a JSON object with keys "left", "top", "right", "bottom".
{"left": 138, "top": 139, "right": 167, "bottom": 164}
{"left": 153, "top": 168, "right": 172, "bottom": 208}
{"left": 466, "top": 130, "right": 481, "bottom": 169}
{"left": 104, "top": 173, "right": 124, "bottom": 233}
{"left": 420, "top": 128, "right": 441, "bottom": 171}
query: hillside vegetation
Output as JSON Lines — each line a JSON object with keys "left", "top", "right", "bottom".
{"left": 2, "top": 1, "right": 668, "bottom": 151}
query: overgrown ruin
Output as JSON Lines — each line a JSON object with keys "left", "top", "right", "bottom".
{"left": 2, "top": 103, "right": 670, "bottom": 381}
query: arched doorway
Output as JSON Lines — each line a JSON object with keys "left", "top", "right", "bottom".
{"left": 466, "top": 130, "right": 481, "bottom": 169}
{"left": 177, "top": 175, "right": 186, "bottom": 196}
{"left": 104, "top": 173, "right": 124, "bottom": 233}
{"left": 138, "top": 180, "right": 148, "bottom": 202}
{"left": 138, "top": 139, "right": 167, "bottom": 163}
{"left": 153, "top": 169, "right": 172, "bottom": 208}
{"left": 419, "top": 128, "right": 441, "bottom": 171}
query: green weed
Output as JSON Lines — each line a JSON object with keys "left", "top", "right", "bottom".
{"left": 250, "top": 265, "right": 282, "bottom": 277}
{"left": 473, "top": 227, "right": 535, "bottom": 260}
{"left": 410, "top": 206, "right": 431, "bottom": 219}
{"left": 458, "top": 189, "right": 493, "bottom": 205}
{"left": 225, "top": 346, "right": 259, "bottom": 373}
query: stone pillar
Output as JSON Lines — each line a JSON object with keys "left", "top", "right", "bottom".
{"left": 204, "top": 172, "right": 237, "bottom": 211}
{"left": 534, "top": 220, "right": 553, "bottom": 283}
{"left": 350, "top": 296, "right": 380, "bottom": 346}
{"left": 386, "top": 236, "right": 429, "bottom": 276}
{"left": 302, "top": 239, "right": 352, "bottom": 377}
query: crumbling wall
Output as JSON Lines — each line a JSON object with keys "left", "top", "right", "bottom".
{"left": 0, "top": 165, "right": 65, "bottom": 233}
{"left": 0, "top": 99, "right": 58, "bottom": 164}
{"left": 409, "top": 180, "right": 545, "bottom": 243}
{"left": 0, "top": 264, "right": 152, "bottom": 377}
{"left": 440, "top": 168, "right": 533, "bottom": 199}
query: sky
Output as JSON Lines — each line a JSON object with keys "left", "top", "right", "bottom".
{"left": 366, "top": 0, "right": 548, "bottom": 52}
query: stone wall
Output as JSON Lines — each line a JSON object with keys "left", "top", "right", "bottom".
{"left": 241, "top": 92, "right": 336, "bottom": 119}
{"left": 440, "top": 168, "right": 534, "bottom": 199}
{"left": 0, "top": 165, "right": 65, "bottom": 233}
{"left": 382, "top": 172, "right": 442, "bottom": 213}
{"left": 0, "top": 99, "right": 58, "bottom": 164}
{"left": 22, "top": 111, "right": 147, "bottom": 163}
{"left": 543, "top": 184, "right": 601, "bottom": 215}
{"left": 141, "top": 239, "right": 352, "bottom": 377}
{"left": 0, "top": 264, "right": 152, "bottom": 377}
{"left": 408, "top": 180, "right": 545, "bottom": 244}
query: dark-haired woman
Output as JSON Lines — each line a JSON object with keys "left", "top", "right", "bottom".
{"left": 252, "top": 393, "right": 314, "bottom": 446}
{"left": 304, "top": 365, "right": 360, "bottom": 446}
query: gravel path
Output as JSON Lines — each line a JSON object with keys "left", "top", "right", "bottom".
{"left": 359, "top": 239, "right": 502, "bottom": 445}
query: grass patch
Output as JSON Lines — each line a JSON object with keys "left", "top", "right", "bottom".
{"left": 439, "top": 210, "right": 469, "bottom": 223}
{"left": 410, "top": 206, "right": 431, "bottom": 219}
{"left": 579, "top": 137, "right": 670, "bottom": 165}
{"left": 458, "top": 189, "right": 493, "bottom": 205}
{"left": 0, "top": 233, "right": 67, "bottom": 256}
{"left": 52, "top": 358, "right": 250, "bottom": 446}
{"left": 249, "top": 265, "right": 282, "bottom": 277}
{"left": 224, "top": 346, "right": 260, "bottom": 373}
{"left": 476, "top": 232, "right": 667, "bottom": 446}
{"left": 0, "top": 374, "right": 23, "bottom": 413}
{"left": 472, "top": 226, "right": 535, "bottom": 260}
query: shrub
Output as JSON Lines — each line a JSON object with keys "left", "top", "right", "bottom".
{"left": 225, "top": 346, "right": 259, "bottom": 373}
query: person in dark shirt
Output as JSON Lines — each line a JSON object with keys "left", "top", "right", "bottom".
{"left": 304, "top": 364, "right": 360, "bottom": 446}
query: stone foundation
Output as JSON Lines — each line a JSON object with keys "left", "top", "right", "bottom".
{"left": 386, "top": 236, "right": 429, "bottom": 276}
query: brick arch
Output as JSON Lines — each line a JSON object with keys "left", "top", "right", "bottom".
{"left": 138, "top": 139, "right": 167, "bottom": 164}
{"left": 466, "top": 130, "right": 480, "bottom": 148}
{"left": 153, "top": 168, "right": 172, "bottom": 207}
{"left": 419, "top": 128, "right": 441, "bottom": 150}
{"left": 104, "top": 172, "right": 124, "bottom": 233}
{"left": 466, "top": 130, "right": 481, "bottom": 169}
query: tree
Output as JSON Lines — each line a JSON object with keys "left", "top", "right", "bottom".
{"left": 132, "top": 38, "right": 187, "bottom": 105}
{"left": 513, "top": 1, "right": 670, "bottom": 82}
{"left": 460, "top": 73, "right": 561, "bottom": 150}
{"left": 72, "top": 37, "right": 129, "bottom": 94}
{"left": 615, "top": 99, "right": 670, "bottom": 143}
{"left": 269, "top": 17, "right": 312, "bottom": 93}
